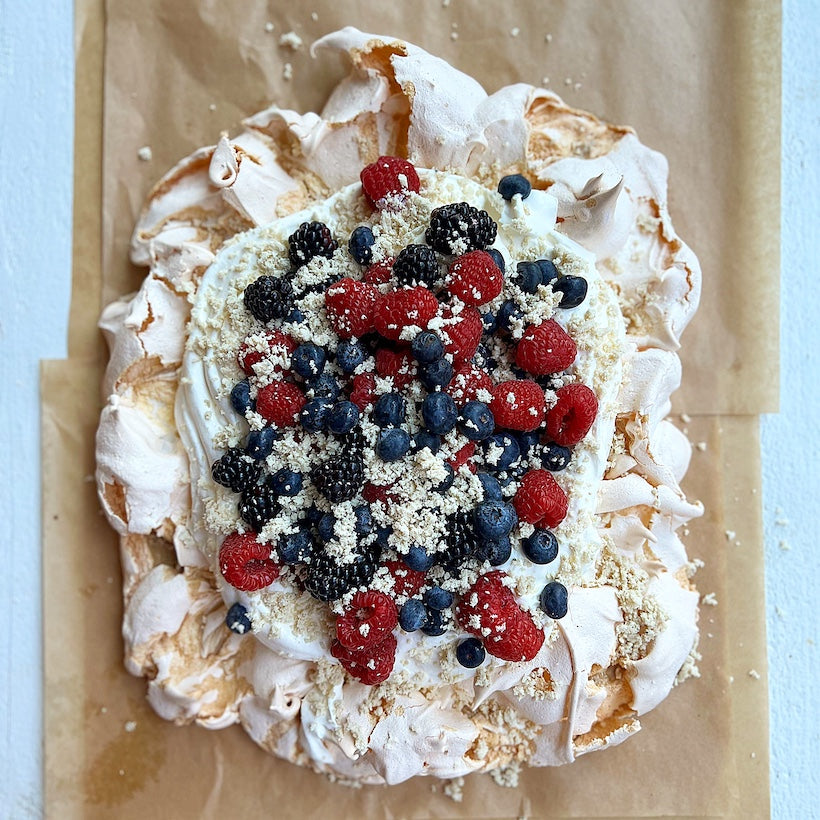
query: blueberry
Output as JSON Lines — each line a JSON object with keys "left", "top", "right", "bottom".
{"left": 226, "top": 602, "right": 252, "bottom": 634}
{"left": 354, "top": 504, "right": 373, "bottom": 535}
{"left": 420, "top": 358, "right": 454, "bottom": 389}
{"left": 305, "top": 504, "right": 323, "bottom": 523}
{"left": 473, "top": 344, "right": 493, "bottom": 369}
{"left": 486, "top": 247, "right": 506, "bottom": 273}
{"left": 277, "top": 527, "right": 314, "bottom": 564}
{"left": 335, "top": 339, "right": 366, "bottom": 373}
{"left": 456, "top": 637, "right": 486, "bottom": 668}
{"left": 514, "top": 261, "right": 542, "bottom": 294}
{"left": 542, "top": 442, "right": 572, "bottom": 472}
{"left": 403, "top": 545, "right": 434, "bottom": 572}
{"left": 516, "top": 429, "right": 541, "bottom": 456}
{"left": 421, "top": 608, "right": 447, "bottom": 636}
{"left": 477, "top": 472, "right": 503, "bottom": 500}
{"left": 267, "top": 468, "right": 303, "bottom": 496}
{"left": 482, "top": 433, "right": 520, "bottom": 472}
{"left": 481, "top": 311, "right": 498, "bottom": 334}
{"left": 318, "top": 513, "right": 337, "bottom": 542}
{"left": 373, "top": 392, "right": 406, "bottom": 427}
{"left": 540, "top": 581, "right": 569, "bottom": 619}
{"left": 497, "top": 173, "right": 532, "bottom": 201}
{"left": 375, "top": 524, "right": 393, "bottom": 548}
{"left": 459, "top": 400, "right": 495, "bottom": 441}
{"left": 411, "top": 330, "right": 445, "bottom": 363}
{"left": 435, "top": 463, "right": 455, "bottom": 493}
{"left": 497, "top": 299, "right": 523, "bottom": 331}
{"left": 286, "top": 307, "right": 305, "bottom": 324}
{"left": 291, "top": 343, "right": 326, "bottom": 379}
{"left": 422, "top": 392, "right": 458, "bottom": 435}
{"left": 483, "top": 535, "right": 512, "bottom": 566}
{"left": 399, "top": 599, "right": 427, "bottom": 632}
{"left": 424, "top": 585, "right": 454, "bottom": 611}
{"left": 553, "top": 275, "right": 588, "bottom": 308}
{"left": 308, "top": 373, "right": 340, "bottom": 400}
{"left": 474, "top": 500, "right": 517, "bottom": 539}
{"left": 536, "top": 258, "right": 559, "bottom": 285}
{"left": 327, "top": 400, "right": 360, "bottom": 435}
{"left": 300, "top": 397, "right": 334, "bottom": 432}
{"left": 230, "top": 380, "right": 253, "bottom": 415}
{"left": 246, "top": 427, "right": 277, "bottom": 460}
{"left": 412, "top": 431, "right": 442, "bottom": 454}
{"left": 377, "top": 428, "right": 411, "bottom": 462}
{"left": 348, "top": 225, "right": 375, "bottom": 265}
{"left": 523, "top": 529, "right": 559, "bottom": 564}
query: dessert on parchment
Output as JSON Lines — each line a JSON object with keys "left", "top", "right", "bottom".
{"left": 96, "top": 28, "right": 702, "bottom": 784}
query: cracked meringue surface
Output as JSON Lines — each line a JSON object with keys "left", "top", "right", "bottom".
{"left": 96, "top": 28, "right": 702, "bottom": 784}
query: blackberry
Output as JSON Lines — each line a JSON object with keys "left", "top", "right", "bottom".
{"left": 425, "top": 202, "right": 497, "bottom": 255}
{"left": 244, "top": 275, "right": 294, "bottom": 323}
{"left": 311, "top": 452, "right": 364, "bottom": 503}
{"left": 342, "top": 427, "right": 366, "bottom": 456}
{"left": 238, "top": 485, "right": 280, "bottom": 532}
{"left": 211, "top": 448, "right": 261, "bottom": 493}
{"left": 437, "top": 509, "right": 480, "bottom": 569}
{"left": 393, "top": 244, "right": 440, "bottom": 288}
{"left": 305, "top": 544, "right": 380, "bottom": 602}
{"left": 288, "top": 221, "right": 338, "bottom": 269}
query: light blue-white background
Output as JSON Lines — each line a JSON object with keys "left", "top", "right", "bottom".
{"left": 0, "top": 1, "right": 817, "bottom": 816}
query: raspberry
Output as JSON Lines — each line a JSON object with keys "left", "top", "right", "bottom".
{"left": 455, "top": 571, "right": 544, "bottom": 662}
{"left": 446, "top": 363, "right": 494, "bottom": 406}
{"left": 364, "top": 259, "right": 394, "bottom": 286}
{"left": 546, "top": 383, "right": 599, "bottom": 446}
{"left": 448, "top": 441, "right": 476, "bottom": 472}
{"left": 513, "top": 469, "right": 568, "bottom": 527}
{"left": 335, "top": 590, "right": 398, "bottom": 651}
{"left": 446, "top": 250, "right": 503, "bottom": 307}
{"left": 360, "top": 156, "right": 420, "bottom": 209}
{"left": 383, "top": 560, "right": 426, "bottom": 598}
{"left": 426, "top": 202, "right": 497, "bottom": 255}
{"left": 330, "top": 633, "right": 397, "bottom": 685}
{"left": 489, "top": 379, "right": 545, "bottom": 432}
{"left": 515, "top": 320, "right": 578, "bottom": 376}
{"left": 287, "top": 221, "right": 338, "bottom": 269}
{"left": 256, "top": 381, "right": 305, "bottom": 427}
{"left": 441, "top": 306, "right": 483, "bottom": 363}
{"left": 325, "top": 277, "right": 379, "bottom": 339}
{"left": 375, "top": 346, "right": 416, "bottom": 389}
{"left": 349, "top": 372, "right": 377, "bottom": 410}
{"left": 373, "top": 287, "right": 439, "bottom": 341}
{"left": 362, "top": 482, "right": 399, "bottom": 506}
{"left": 393, "top": 244, "right": 440, "bottom": 288}
{"left": 237, "top": 329, "right": 296, "bottom": 376}
{"left": 219, "top": 532, "right": 280, "bottom": 591}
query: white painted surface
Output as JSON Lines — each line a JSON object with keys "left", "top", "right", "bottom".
{"left": 0, "top": 1, "right": 817, "bottom": 816}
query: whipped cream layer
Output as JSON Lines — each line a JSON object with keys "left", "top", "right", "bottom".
{"left": 96, "top": 28, "right": 703, "bottom": 786}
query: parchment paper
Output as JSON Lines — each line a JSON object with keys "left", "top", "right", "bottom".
{"left": 44, "top": 0, "right": 776, "bottom": 816}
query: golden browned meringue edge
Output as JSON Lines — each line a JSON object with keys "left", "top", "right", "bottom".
{"left": 95, "top": 28, "right": 703, "bottom": 786}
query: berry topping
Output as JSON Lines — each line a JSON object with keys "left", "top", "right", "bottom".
{"left": 497, "top": 299, "right": 524, "bottom": 331}
{"left": 375, "top": 346, "right": 416, "bottom": 389}
{"left": 546, "top": 383, "right": 598, "bottom": 446}
{"left": 541, "top": 442, "right": 572, "bottom": 471}
{"left": 489, "top": 379, "right": 545, "bottom": 432}
{"left": 421, "top": 608, "right": 447, "bottom": 636}
{"left": 399, "top": 599, "right": 427, "bottom": 632}
{"left": 424, "top": 585, "right": 454, "bottom": 611}
{"left": 212, "top": 448, "right": 261, "bottom": 493}
{"left": 374, "top": 287, "right": 439, "bottom": 341}
{"left": 360, "top": 156, "right": 420, "bottom": 209}
{"left": 411, "top": 330, "right": 445, "bottom": 364}
{"left": 291, "top": 342, "right": 326, "bottom": 379}
{"left": 307, "top": 372, "right": 341, "bottom": 400}
{"left": 481, "top": 432, "right": 520, "bottom": 472}
{"left": 522, "top": 529, "right": 559, "bottom": 564}
{"left": 486, "top": 248, "right": 506, "bottom": 273}
{"left": 515, "top": 319, "right": 578, "bottom": 376}
{"left": 256, "top": 381, "right": 306, "bottom": 427}
{"left": 349, "top": 372, "right": 377, "bottom": 411}
{"left": 288, "top": 221, "right": 338, "bottom": 269}
{"left": 219, "top": 532, "right": 280, "bottom": 591}
{"left": 445, "top": 250, "right": 504, "bottom": 307}
{"left": 364, "top": 259, "right": 394, "bottom": 285}
{"left": 372, "top": 392, "right": 407, "bottom": 428}
{"left": 419, "top": 358, "right": 454, "bottom": 389}
{"left": 243, "top": 275, "right": 294, "bottom": 323}
{"left": 446, "top": 362, "right": 494, "bottom": 406}
{"left": 455, "top": 571, "right": 544, "bottom": 662}
{"left": 442, "top": 306, "right": 483, "bottom": 363}
{"left": 277, "top": 527, "right": 315, "bottom": 564}
{"left": 474, "top": 500, "right": 518, "bottom": 540}
{"left": 238, "top": 484, "right": 279, "bottom": 532}
{"left": 226, "top": 602, "right": 252, "bottom": 634}
{"left": 536, "top": 259, "right": 559, "bottom": 285}
{"left": 377, "top": 428, "right": 411, "bottom": 462}
{"left": 300, "top": 397, "right": 333, "bottom": 432}
{"left": 336, "top": 590, "right": 398, "bottom": 651}
{"left": 497, "top": 174, "right": 532, "bottom": 201}
{"left": 327, "top": 401, "right": 361, "bottom": 435}
{"left": 459, "top": 400, "right": 495, "bottom": 441}
{"left": 334, "top": 339, "right": 366, "bottom": 374}
{"left": 422, "top": 392, "right": 459, "bottom": 435}
{"left": 426, "top": 202, "right": 498, "bottom": 255}
{"left": 237, "top": 329, "right": 296, "bottom": 376}
{"left": 512, "top": 261, "right": 542, "bottom": 294}
{"left": 246, "top": 427, "right": 277, "bottom": 461}
{"left": 393, "top": 244, "right": 440, "bottom": 288}
{"left": 480, "top": 535, "right": 512, "bottom": 566}
{"left": 456, "top": 637, "right": 486, "bottom": 668}
{"left": 403, "top": 545, "right": 435, "bottom": 572}
{"left": 324, "top": 277, "right": 378, "bottom": 339}
{"left": 268, "top": 468, "right": 303, "bottom": 496}
{"left": 230, "top": 380, "right": 253, "bottom": 415}
{"left": 385, "top": 560, "right": 427, "bottom": 598}
{"left": 439, "top": 509, "right": 480, "bottom": 568}
{"left": 477, "top": 472, "right": 503, "bottom": 500}
{"left": 540, "top": 581, "right": 569, "bottom": 619}
{"left": 513, "top": 469, "right": 569, "bottom": 528}
{"left": 553, "top": 275, "right": 588, "bottom": 309}
{"left": 348, "top": 225, "right": 375, "bottom": 265}
{"left": 305, "top": 543, "right": 380, "bottom": 602}
{"left": 331, "top": 632, "right": 398, "bottom": 685}
{"left": 311, "top": 452, "right": 364, "bottom": 503}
